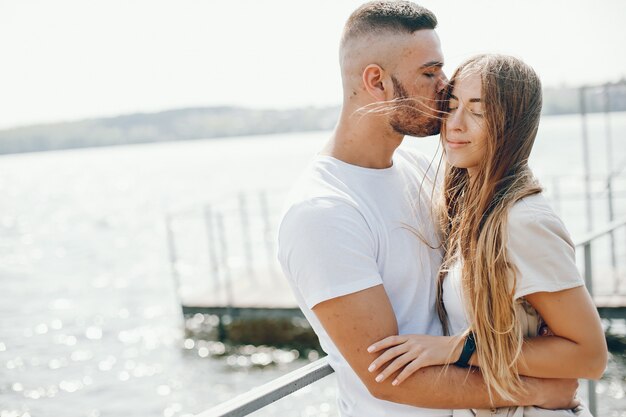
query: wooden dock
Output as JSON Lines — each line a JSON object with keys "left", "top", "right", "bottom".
{"left": 182, "top": 294, "right": 626, "bottom": 320}
{"left": 182, "top": 305, "right": 304, "bottom": 319}
{"left": 177, "top": 217, "right": 626, "bottom": 335}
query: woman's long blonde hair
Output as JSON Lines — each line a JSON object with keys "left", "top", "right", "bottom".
{"left": 436, "top": 54, "right": 543, "bottom": 402}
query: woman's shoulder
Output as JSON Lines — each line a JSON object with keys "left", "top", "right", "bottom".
{"left": 508, "top": 193, "right": 560, "bottom": 226}
{"left": 506, "top": 193, "right": 582, "bottom": 300}
{"left": 507, "top": 192, "right": 574, "bottom": 251}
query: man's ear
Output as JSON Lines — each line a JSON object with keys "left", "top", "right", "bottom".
{"left": 362, "top": 64, "right": 390, "bottom": 102}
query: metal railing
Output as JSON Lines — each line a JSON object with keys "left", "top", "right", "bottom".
{"left": 196, "top": 357, "right": 334, "bottom": 417}
{"left": 195, "top": 217, "right": 626, "bottom": 417}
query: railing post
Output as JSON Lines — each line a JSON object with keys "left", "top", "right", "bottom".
{"left": 165, "top": 213, "right": 182, "bottom": 309}
{"left": 579, "top": 87, "right": 593, "bottom": 233}
{"left": 259, "top": 191, "right": 276, "bottom": 271}
{"left": 604, "top": 83, "right": 618, "bottom": 294}
{"left": 583, "top": 241, "right": 597, "bottom": 416}
{"left": 238, "top": 193, "right": 255, "bottom": 280}
{"left": 204, "top": 205, "right": 222, "bottom": 296}
{"left": 606, "top": 176, "right": 618, "bottom": 294}
{"left": 583, "top": 242, "right": 593, "bottom": 295}
{"left": 216, "top": 212, "right": 234, "bottom": 309}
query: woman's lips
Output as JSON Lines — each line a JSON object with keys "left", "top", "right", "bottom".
{"left": 446, "top": 140, "right": 470, "bottom": 149}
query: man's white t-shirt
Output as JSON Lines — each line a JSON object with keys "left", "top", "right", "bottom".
{"left": 277, "top": 147, "right": 451, "bottom": 417}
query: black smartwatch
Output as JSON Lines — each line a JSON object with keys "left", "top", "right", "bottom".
{"left": 454, "top": 331, "right": 476, "bottom": 368}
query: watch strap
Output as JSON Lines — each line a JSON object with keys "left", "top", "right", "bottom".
{"left": 454, "top": 331, "right": 476, "bottom": 368}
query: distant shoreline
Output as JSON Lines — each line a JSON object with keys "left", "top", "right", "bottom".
{"left": 1, "top": 83, "right": 625, "bottom": 155}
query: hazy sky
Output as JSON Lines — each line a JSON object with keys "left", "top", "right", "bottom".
{"left": 1, "top": 0, "right": 625, "bottom": 129}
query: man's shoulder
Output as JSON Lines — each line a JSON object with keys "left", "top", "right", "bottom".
{"left": 281, "top": 156, "right": 360, "bottom": 216}
{"left": 277, "top": 168, "right": 372, "bottom": 247}
{"left": 279, "top": 195, "right": 363, "bottom": 236}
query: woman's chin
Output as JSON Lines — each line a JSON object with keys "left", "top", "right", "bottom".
{"left": 445, "top": 159, "right": 466, "bottom": 170}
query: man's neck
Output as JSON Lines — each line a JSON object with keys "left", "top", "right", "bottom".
{"left": 321, "top": 107, "right": 404, "bottom": 169}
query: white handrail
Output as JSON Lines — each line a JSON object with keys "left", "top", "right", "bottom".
{"left": 195, "top": 357, "right": 334, "bottom": 417}
{"left": 574, "top": 217, "right": 626, "bottom": 247}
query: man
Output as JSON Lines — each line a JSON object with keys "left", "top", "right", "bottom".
{"left": 277, "top": 2, "right": 578, "bottom": 416}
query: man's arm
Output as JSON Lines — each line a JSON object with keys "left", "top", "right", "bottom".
{"left": 312, "top": 284, "right": 578, "bottom": 409}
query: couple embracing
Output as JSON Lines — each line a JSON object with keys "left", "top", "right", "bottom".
{"left": 278, "top": 2, "right": 607, "bottom": 416}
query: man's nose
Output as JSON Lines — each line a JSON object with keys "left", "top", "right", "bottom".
{"left": 437, "top": 73, "right": 449, "bottom": 92}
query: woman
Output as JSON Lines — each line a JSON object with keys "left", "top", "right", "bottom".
{"left": 366, "top": 54, "right": 607, "bottom": 415}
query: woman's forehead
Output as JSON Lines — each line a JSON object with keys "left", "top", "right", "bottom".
{"left": 451, "top": 71, "right": 482, "bottom": 98}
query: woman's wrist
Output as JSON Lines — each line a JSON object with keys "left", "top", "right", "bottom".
{"left": 448, "top": 335, "right": 465, "bottom": 364}
{"left": 452, "top": 332, "right": 478, "bottom": 368}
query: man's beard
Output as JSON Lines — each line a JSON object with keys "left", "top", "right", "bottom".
{"left": 389, "top": 75, "right": 442, "bottom": 137}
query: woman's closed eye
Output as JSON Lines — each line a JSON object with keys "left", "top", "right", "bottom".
{"left": 447, "top": 103, "right": 483, "bottom": 116}
{"left": 468, "top": 105, "right": 484, "bottom": 117}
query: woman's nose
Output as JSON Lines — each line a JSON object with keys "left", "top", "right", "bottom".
{"left": 446, "top": 108, "right": 464, "bottom": 131}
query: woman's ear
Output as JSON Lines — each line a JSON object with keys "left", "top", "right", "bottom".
{"left": 362, "top": 64, "right": 390, "bottom": 102}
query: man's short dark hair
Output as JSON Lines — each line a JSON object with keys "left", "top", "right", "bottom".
{"left": 342, "top": 1, "right": 437, "bottom": 46}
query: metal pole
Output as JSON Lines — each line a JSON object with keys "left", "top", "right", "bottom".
{"left": 214, "top": 211, "right": 234, "bottom": 342}
{"left": 604, "top": 84, "right": 618, "bottom": 293}
{"left": 196, "top": 358, "right": 334, "bottom": 417}
{"left": 583, "top": 243, "right": 594, "bottom": 306}
{"left": 216, "top": 212, "right": 234, "bottom": 309}
{"left": 238, "top": 193, "right": 255, "bottom": 280}
{"left": 165, "top": 213, "right": 183, "bottom": 309}
{"left": 607, "top": 177, "right": 618, "bottom": 293}
{"left": 204, "top": 205, "right": 222, "bottom": 297}
{"left": 604, "top": 83, "right": 613, "bottom": 175}
{"left": 579, "top": 87, "right": 593, "bottom": 233}
{"left": 583, "top": 241, "right": 597, "bottom": 416}
{"left": 259, "top": 191, "right": 276, "bottom": 272}
{"left": 578, "top": 90, "right": 598, "bottom": 372}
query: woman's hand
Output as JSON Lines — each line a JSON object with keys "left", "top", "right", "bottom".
{"left": 366, "top": 334, "right": 462, "bottom": 386}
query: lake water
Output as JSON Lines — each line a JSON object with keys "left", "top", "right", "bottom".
{"left": 1, "top": 112, "right": 625, "bottom": 416}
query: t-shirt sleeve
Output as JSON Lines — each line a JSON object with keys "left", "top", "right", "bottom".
{"left": 277, "top": 198, "right": 382, "bottom": 309}
{"left": 507, "top": 205, "right": 584, "bottom": 300}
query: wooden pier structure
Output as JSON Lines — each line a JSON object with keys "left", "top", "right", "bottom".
{"left": 177, "top": 216, "right": 626, "bottom": 321}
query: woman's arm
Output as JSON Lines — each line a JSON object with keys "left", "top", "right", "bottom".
{"left": 368, "top": 286, "right": 607, "bottom": 384}
{"left": 498, "top": 286, "right": 607, "bottom": 380}
{"left": 501, "top": 206, "right": 608, "bottom": 380}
